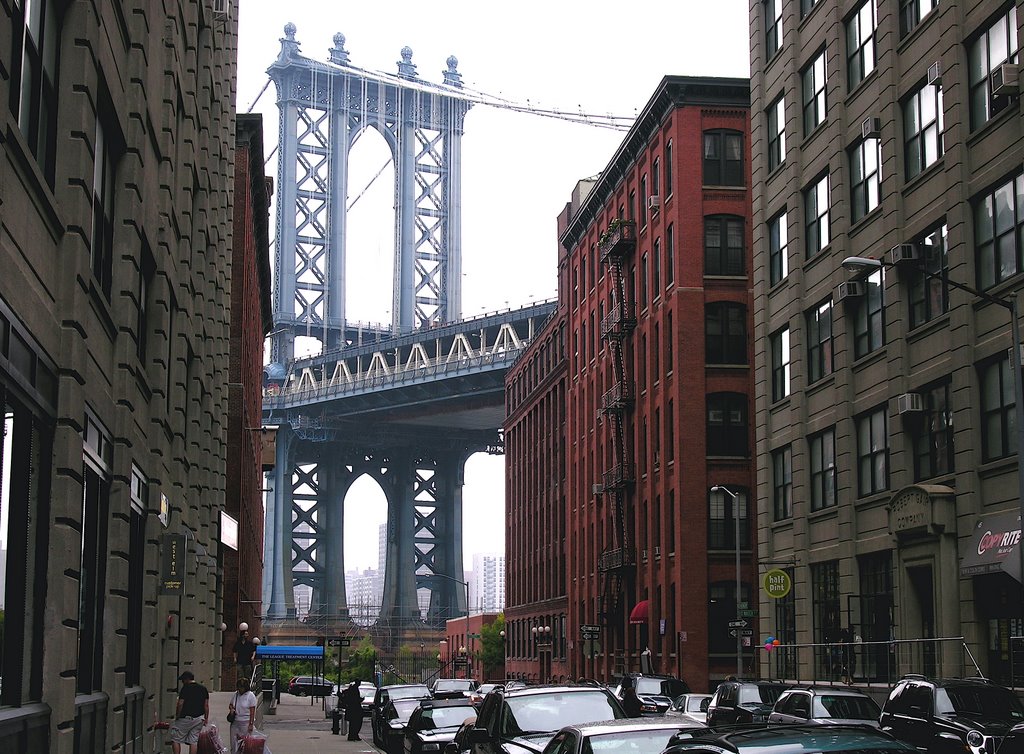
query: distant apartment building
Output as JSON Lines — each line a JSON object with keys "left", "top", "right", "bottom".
{"left": 347, "top": 567, "right": 384, "bottom": 624}
{"left": 470, "top": 553, "right": 506, "bottom": 612}
{"left": 750, "top": 0, "right": 1024, "bottom": 684}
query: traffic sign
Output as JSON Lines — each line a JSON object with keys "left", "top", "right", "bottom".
{"left": 729, "top": 629, "right": 755, "bottom": 638}
{"left": 739, "top": 608, "right": 757, "bottom": 618}
{"left": 327, "top": 637, "right": 352, "bottom": 647}
{"left": 581, "top": 631, "right": 600, "bottom": 640}
{"left": 763, "top": 568, "right": 793, "bottom": 599}
{"left": 727, "top": 619, "right": 748, "bottom": 628}
{"left": 327, "top": 638, "right": 342, "bottom": 647}
{"left": 580, "top": 624, "right": 601, "bottom": 633}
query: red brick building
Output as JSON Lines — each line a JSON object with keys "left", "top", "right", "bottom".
{"left": 508, "top": 77, "right": 753, "bottom": 691}
{"left": 221, "top": 114, "right": 274, "bottom": 689}
{"left": 443, "top": 612, "right": 504, "bottom": 681}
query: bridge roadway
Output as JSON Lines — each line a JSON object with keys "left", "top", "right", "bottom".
{"left": 262, "top": 299, "right": 557, "bottom": 433}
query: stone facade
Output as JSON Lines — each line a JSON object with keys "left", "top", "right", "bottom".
{"left": 0, "top": 0, "right": 238, "bottom": 750}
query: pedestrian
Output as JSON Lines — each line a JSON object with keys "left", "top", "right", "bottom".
{"left": 170, "top": 671, "right": 210, "bottom": 754}
{"left": 234, "top": 630, "right": 256, "bottom": 682}
{"left": 228, "top": 676, "right": 258, "bottom": 753}
{"left": 341, "top": 679, "right": 364, "bottom": 740}
{"left": 619, "top": 676, "right": 643, "bottom": 718}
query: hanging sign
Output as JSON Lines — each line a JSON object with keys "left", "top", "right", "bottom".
{"left": 160, "top": 533, "right": 186, "bottom": 594}
{"left": 763, "top": 568, "right": 792, "bottom": 599}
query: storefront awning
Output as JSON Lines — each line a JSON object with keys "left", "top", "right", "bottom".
{"left": 255, "top": 645, "right": 325, "bottom": 661}
{"left": 628, "top": 599, "right": 650, "bottom": 625}
{"left": 960, "top": 510, "right": 1022, "bottom": 582}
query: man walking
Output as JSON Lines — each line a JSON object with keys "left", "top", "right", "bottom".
{"left": 341, "top": 679, "right": 365, "bottom": 741}
{"left": 170, "top": 671, "right": 210, "bottom": 754}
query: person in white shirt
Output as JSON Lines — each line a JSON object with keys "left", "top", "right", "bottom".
{"left": 228, "top": 676, "right": 259, "bottom": 753}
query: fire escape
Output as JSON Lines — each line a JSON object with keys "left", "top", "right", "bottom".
{"left": 596, "top": 219, "right": 637, "bottom": 656}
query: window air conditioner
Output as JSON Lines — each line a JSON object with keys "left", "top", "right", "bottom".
{"left": 927, "top": 61, "right": 942, "bottom": 87}
{"left": 647, "top": 195, "right": 661, "bottom": 212}
{"left": 897, "top": 392, "right": 924, "bottom": 414}
{"left": 213, "top": 0, "right": 230, "bottom": 16}
{"left": 890, "top": 243, "right": 918, "bottom": 265}
{"left": 641, "top": 549, "right": 648, "bottom": 562}
{"left": 837, "top": 280, "right": 865, "bottom": 302}
{"left": 991, "top": 63, "right": 1020, "bottom": 97}
{"left": 861, "top": 116, "right": 881, "bottom": 140}
{"left": 653, "top": 546, "right": 661, "bottom": 558}
{"left": 592, "top": 483, "right": 605, "bottom": 495}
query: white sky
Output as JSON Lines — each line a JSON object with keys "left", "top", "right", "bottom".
{"left": 238, "top": 0, "right": 750, "bottom": 570}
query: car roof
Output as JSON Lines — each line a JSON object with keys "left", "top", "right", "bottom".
{"left": 501, "top": 684, "right": 611, "bottom": 697}
{"left": 567, "top": 718, "right": 707, "bottom": 736}
{"left": 384, "top": 683, "right": 429, "bottom": 690}
{"left": 782, "top": 686, "right": 873, "bottom": 696}
{"left": 667, "top": 724, "right": 914, "bottom": 752}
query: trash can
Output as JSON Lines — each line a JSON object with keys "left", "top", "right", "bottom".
{"left": 261, "top": 678, "right": 278, "bottom": 715}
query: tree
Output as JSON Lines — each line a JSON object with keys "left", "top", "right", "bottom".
{"left": 478, "top": 614, "right": 505, "bottom": 681}
{"left": 343, "top": 637, "right": 378, "bottom": 684}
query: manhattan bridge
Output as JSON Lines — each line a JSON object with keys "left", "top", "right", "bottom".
{"left": 259, "top": 25, "right": 628, "bottom": 648}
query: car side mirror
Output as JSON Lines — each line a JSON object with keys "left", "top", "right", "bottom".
{"left": 468, "top": 727, "right": 491, "bottom": 744}
{"left": 700, "top": 699, "right": 710, "bottom": 713}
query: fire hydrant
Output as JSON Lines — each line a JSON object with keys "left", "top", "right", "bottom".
{"left": 331, "top": 700, "right": 342, "bottom": 735}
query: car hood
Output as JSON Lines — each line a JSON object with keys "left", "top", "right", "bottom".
{"left": 414, "top": 728, "right": 461, "bottom": 743}
{"left": 943, "top": 715, "right": 1019, "bottom": 735}
{"left": 502, "top": 733, "right": 557, "bottom": 754}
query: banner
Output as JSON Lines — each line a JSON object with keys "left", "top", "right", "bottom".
{"left": 161, "top": 533, "right": 186, "bottom": 594}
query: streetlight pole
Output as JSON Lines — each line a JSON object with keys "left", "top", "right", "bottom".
{"left": 843, "top": 256, "right": 1024, "bottom": 625}
{"left": 711, "top": 485, "right": 743, "bottom": 679}
{"left": 432, "top": 573, "right": 470, "bottom": 676}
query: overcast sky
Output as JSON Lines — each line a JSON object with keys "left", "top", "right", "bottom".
{"left": 238, "top": 0, "right": 750, "bottom": 570}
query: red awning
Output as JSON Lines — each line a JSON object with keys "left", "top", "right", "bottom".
{"left": 629, "top": 600, "right": 650, "bottom": 625}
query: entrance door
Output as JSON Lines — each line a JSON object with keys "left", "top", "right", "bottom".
{"left": 907, "top": 565, "right": 936, "bottom": 677}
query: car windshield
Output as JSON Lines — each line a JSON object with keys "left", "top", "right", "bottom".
{"left": 814, "top": 695, "right": 881, "bottom": 720}
{"left": 940, "top": 686, "right": 1024, "bottom": 720}
{"left": 635, "top": 679, "right": 688, "bottom": 697}
{"left": 436, "top": 680, "right": 475, "bottom": 692}
{"left": 360, "top": 685, "right": 376, "bottom": 700}
{"left": 738, "top": 685, "right": 786, "bottom": 706}
{"left": 584, "top": 728, "right": 690, "bottom": 754}
{"left": 391, "top": 686, "right": 430, "bottom": 701}
{"left": 393, "top": 700, "right": 422, "bottom": 722}
{"left": 424, "top": 705, "right": 477, "bottom": 729}
{"left": 505, "top": 691, "right": 626, "bottom": 733}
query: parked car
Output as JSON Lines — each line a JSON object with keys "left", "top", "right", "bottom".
{"left": 998, "top": 722, "right": 1024, "bottom": 753}
{"left": 541, "top": 717, "right": 709, "bottom": 754}
{"left": 468, "top": 683, "right": 628, "bottom": 754}
{"left": 287, "top": 675, "right": 333, "bottom": 697}
{"left": 768, "top": 686, "right": 881, "bottom": 728}
{"left": 405, "top": 698, "right": 479, "bottom": 754}
{"left": 445, "top": 716, "right": 478, "bottom": 754}
{"left": 382, "top": 698, "right": 429, "bottom": 754}
{"left": 706, "top": 680, "right": 789, "bottom": 726}
{"left": 372, "top": 683, "right": 432, "bottom": 748}
{"left": 433, "top": 678, "right": 480, "bottom": 699}
{"left": 613, "top": 674, "right": 692, "bottom": 715}
{"left": 879, "top": 675, "right": 1024, "bottom": 754}
{"left": 667, "top": 694, "right": 713, "bottom": 725}
{"left": 661, "top": 724, "right": 916, "bottom": 754}
{"left": 359, "top": 681, "right": 378, "bottom": 713}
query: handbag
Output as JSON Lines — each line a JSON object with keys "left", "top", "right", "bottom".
{"left": 227, "top": 693, "right": 237, "bottom": 723}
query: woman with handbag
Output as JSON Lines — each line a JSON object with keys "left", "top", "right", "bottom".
{"left": 228, "top": 676, "right": 258, "bottom": 753}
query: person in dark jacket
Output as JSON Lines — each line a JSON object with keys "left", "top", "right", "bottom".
{"left": 620, "top": 676, "right": 643, "bottom": 718}
{"left": 233, "top": 630, "right": 256, "bottom": 682}
{"left": 341, "top": 679, "right": 365, "bottom": 740}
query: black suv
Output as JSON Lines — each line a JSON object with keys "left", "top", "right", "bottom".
{"left": 879, "top": 675, "right": 1024, "bottom": 754}
{"left": 706, "top": 680, "right": 789, "bottom": 726}
{"left": 371, "top": 683, "right": 432, "bottom": 748}
{"left": 612, "top": 674, "right": 691, "bottom": 715}
{"left": 468, "top": 684, "right": 627, "bottom": 754}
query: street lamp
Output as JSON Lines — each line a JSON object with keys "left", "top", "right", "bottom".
{"left": 843, "top": 254, "right": 1024, "bottom": 612}
{"left": 431, "top": 573, "right": 471, "bottom": 666}
{"left": 531, "top": 624, "right": 551, "bottom": 681}
{"left": 711, "top": 485, "right": 743, "bottom": 679}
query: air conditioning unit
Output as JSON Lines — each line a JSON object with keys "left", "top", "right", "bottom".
{"left": 592, "top": 483, "right": 605, "bottom": 495}
{"left": 927, "top": 61, "right": 942, "bottom": 87}
{"left": 890, "top": 243, "right": 918, "bottom": 265}
{"left": 837, "top": 280, "right": 865, "bottom": 302}
{"left": 991, "top": 63, "right": 1020, "bottom": 97}
{"left": 647, "top": 195, "right": 661, "bottom": 212}
{"left": 641, "top": 549, "right": 648, "bottom": 561}
{"left": 861, "top": 116, "right": 881, "bottom": 140}
{"left": 653, "top": 546, "right": 661, "bottom": 558}
{"left": 897, "top": 392, "right": 924, "bottom": 414}
{"left": 213, "top": 0, "right": 230, "bottom": 17}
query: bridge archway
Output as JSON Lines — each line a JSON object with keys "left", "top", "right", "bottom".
{"left": 343, "top": 472, "right": 388, "bottom": 626}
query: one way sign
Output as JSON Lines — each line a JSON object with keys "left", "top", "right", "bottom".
{"left": 727, "top": 619, "right": 748, "bottom": 628}
{"left": 730, "top": 629, "right": 754, "bottom": 637}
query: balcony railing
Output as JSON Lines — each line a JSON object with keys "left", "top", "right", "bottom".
{"left": 598, "top": 221, "right": 637, "bottom": 264}
{"left": 600, "top": 303, "right": 637, "bottom": 339}
{"left": 598, "top": 546, "right": 637, "bottom": 572}
{"left": 603, "top": 462, "right": 635, "bottom": 490}
{"left": 601, "top": 382, "right": 634, "bottom": 412}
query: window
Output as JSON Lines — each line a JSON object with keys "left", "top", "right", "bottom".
{"left": 802, "top": 50, "right": 827, "bottom": 136}
{"left": 127, "top": 466, "right": 148, "bottom": 687}
{"left": 652, "top": 158, "right": 661, "bottom": 200}
{"left": 858, "top": 552, "right": 894, "bottom": 681}
{"left": 10, "top": 0, "right": 61, "bottom": 183}
{"left": 801, "top": 0, "right": 822, "bottom": 19}
{"left": 138, "top": 245, "right": 156, "bottom": 362}
{"left": 629, "top": 189, "right": 636, "bottom": 221}
{"left": 773, "top": 568, "right": 797, "bottom": 678}
{"left": 980, "top": 355, "right": 1016, "bottom": 461}
{"left": 709, "top": 582, "right": 752, "bottom": 654}
{"left": 667, "top": 491, "right": 676, "bottom": 552}
{"left": 805, "top": 174, "right": 830, "bottom": 257}
{"left": 768, "top": 95, "right": 786, "bottom": 172}
{"left": 707, "top": 392, "right": 749, "bottom": 457}
{"left": 640, "top": 253, "right": 648, "bottom": 309}
{"left": 850, "top": 138, "right": 881, "bottom": 222}
{"left": 913, "top": 380, "right": 954, "bottom": 481}
{"left": 708, "top": 487, "right": 749, "bottom": 550}
{"left": 772, "top": 446, "right": 793, "bottom": 520}
{"left": 769, "top": 209, "right": 789, "bottom": 285}
{"left": 653, "top": 238, "right": 662, "bottom": 294}
{"left": 909, "top": 224, "right": 948, "bottom": 328}
{"left": 703, "top": 130, "right": 743, "bottom": 186}
{"left": 853, "top": 267, "right": 885, "bottom": 358}
{"left": 705, "top": 215, "right": 745, "bottom": 275}
{"left": 969, "top": 6, "right": 1019, "bottom": 130}
{"left": 771, "top": 327, "right": 790, "bottom": 401}
{"left": 811, "top": 561, "right": 841, "bottom": 677}
{"left": 667, "top": 400, "right": 675, "bottom": 461}
{"left": 92, "top": 119, "right": 117, "bottom": 301}
{"left": 847, "top": 0, "right": 877, "bottom": 89}
{"left": 806, "top": 298, "right": 834, "bottom": 383}
{"left": 666, "top": 224, "right": 675, "bottom": 285}
{"left": 975, "top": 173, "right": 1024, "bottom": 291}
{"left": 900, "top": 0, "right": 937, "bottom": 37}
{"left": 80, "top": 410, "right": 112, "bottom": 694}
{"left": 857, "top": 406, "right": 889, "bottom": 496}
{"left": 905, "top": 83, "right": 944, "bottom": 179}
{"left": 706, "top": 303, "right": 747, "bottom": 365}
{"left": 809, "top": 427, "right": 837, "bottom": 510}
{"left": 640, "top": 174, "right": 648, "bottom": 227}
{"left": 666, "top": 312, "right": 673, "bottom": 371}
{"left": 665, "top": 140, "right": 673, "bottom": 198}
{"left": 766, "top": 0, "right": 783, "bottom": 58}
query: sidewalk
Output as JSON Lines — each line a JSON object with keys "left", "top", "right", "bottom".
{"left": 210, "top": 691, "right": 377, "bottom": 754}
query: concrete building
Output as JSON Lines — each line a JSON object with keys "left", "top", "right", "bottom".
{"left": 470, "top": 553, "right": 506, "bottom": 612}
{"left": 0, "top": 1, "right": 238, "bottom": 751}
{"left": 750, "top": 0, "right": 1024, "bottom": 684}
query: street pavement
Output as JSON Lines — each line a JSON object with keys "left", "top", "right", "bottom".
{"left": 209, "top": 691, "right": 378, "bottom": 754}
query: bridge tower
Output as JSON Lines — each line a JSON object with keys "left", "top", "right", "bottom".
{"left": 262, "top": 24, "right": 475, "bottom": 638}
